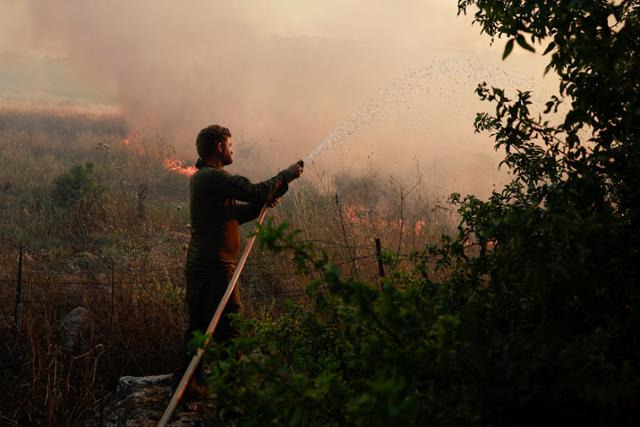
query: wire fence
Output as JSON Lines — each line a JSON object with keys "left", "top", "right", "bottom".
{"left": 0, "top": 238, "right": 392, "bottom": 329}
{"left": 0, "top": 237, "right": 409, "bottom": 425}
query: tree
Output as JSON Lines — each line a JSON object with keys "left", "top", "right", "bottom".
{"left": 452, "top": 0, "right": 640, "bottom": 422}
{"left": 453, "top": 0, "right": 640, "bottom": 339}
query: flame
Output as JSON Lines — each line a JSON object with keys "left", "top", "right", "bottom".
{"left": 120, "top": 129, "right": 146, "bottom": 155}
{"left": 163, "top": 158, "right": 197, "bottom": 177}
{"left": 122, "top": 129, "right": 142, "bottom": 146}
{"left": 345, "top": 205, "right": 369, "bottom": 223}
{"left": 120, "top": 128, "right": 196, "bottom": 177}
{"left": 344, "top": 204, "right": 427, "bottom": 234}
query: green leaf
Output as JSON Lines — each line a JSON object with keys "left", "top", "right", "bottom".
{"left": 544, "top": 101, "right": 555, "bottom": 114}
{"left": 544, "top": 62, "right": 554, "bottom": 75}
{"left": 502, "top": 38, "right": 515, "bottom": 60}
{"left": 542, "top": 41, "right": 556, "bottom": 55}
{"left": 516, "top": 34, "right": 536, "bottom": 53}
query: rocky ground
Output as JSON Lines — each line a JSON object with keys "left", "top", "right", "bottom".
{"left": 95, "top": 374, "right": 221, "bottom": 426}
{"left": 55, "top": 306, "right": 222, "bottom": 426}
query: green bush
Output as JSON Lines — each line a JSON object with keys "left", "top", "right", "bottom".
{"left": 51, "top": 162, "right": 97, "bottom": 207}
{"left": 201, "top": 217, "right": 636, "bottom": 425}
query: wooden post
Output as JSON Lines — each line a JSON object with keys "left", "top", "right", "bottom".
{"left": 375, "top": 238, "right": 385, "bottom": 291}
{"left": 14, "top": 245, "right": 23, "bottom": 328}
{"left": 109, "top": 260, "right": 115, "bottom": 332}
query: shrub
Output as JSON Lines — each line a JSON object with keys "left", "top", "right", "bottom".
{"left": 51, "top": 162, "right": 97, "bottom": 207}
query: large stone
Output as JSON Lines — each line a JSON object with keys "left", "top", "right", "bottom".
{"left": 97, "top": 374, "right": 221, "bottom": 426}
{"left": 59, "top": 306, "right": 89, "bottom": 353}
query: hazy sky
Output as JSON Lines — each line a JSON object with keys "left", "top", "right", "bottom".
{"left": 0, "top": 0, "right": 557, "bottom": 196}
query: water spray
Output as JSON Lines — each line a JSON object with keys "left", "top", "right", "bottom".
{"left": 302, "top": 58, "right": 548, "bottom": 165}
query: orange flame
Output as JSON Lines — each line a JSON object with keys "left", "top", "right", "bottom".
{"left": 344, "top": 204, "right": 427, "bottom": 234}
{"left": 120, "top": 128, "right": 195, "bottom": 177}
{"left": 163, "top": 158, "right": 197, "bottom": 177}
{"left": 122, "top": 129, "right": 142, "bottom": 146}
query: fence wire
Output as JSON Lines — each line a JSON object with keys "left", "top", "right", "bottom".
{"left": 0, "top": 239, "right": 392, "bottom": 330}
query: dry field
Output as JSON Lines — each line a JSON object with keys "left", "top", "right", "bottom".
{"left": 0, "top": 110, "right": 456, "bottom": 424}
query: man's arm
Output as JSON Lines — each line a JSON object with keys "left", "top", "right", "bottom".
{"left": 207, "top": 161, "right": 303, "bottom": 205}
{"left": 221, "top": 172, "right": 289, "bottom": 205}
{"left": 235, "top": 202, "right": 263, "bottom": 224}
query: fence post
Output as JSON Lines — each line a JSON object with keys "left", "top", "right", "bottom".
{"left": 375, "top": 238, "right": 385, "bottom": 291}
{"left": 14, "top": 245, "right": 23, "bottom": 328}
{"left": 109, "top": 260, "right": 115, "bottom": 331}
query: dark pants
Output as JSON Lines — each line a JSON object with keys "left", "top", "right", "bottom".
{"left": 174, "top": 268, "right": 241, "bottom": 385}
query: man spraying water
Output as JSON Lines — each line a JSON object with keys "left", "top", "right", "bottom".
{"left": 173, "top": 124, "right": 303, "bottom": 397}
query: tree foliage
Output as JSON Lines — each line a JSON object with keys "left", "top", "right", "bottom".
{"left": 201, "top": 1, "right": 640, "bottom": 425}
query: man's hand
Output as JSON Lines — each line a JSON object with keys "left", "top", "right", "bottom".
{"left": 266, "top": 197, "right": 280, "bottom": 208}
{"left": 280, "top": 160, "right": 304, "bottom": 183}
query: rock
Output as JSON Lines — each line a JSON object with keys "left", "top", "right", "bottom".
{"left": 77, "top": 251, "right": 97, "bottom": 261}
{"left": 59, "top": 306, "right": 89, "bottom": 353}
{"left": 97, "top": 374, "right": 221, "bottom": 426}
{"left": 75, "top": 252, "right": 99, "bottom": 270}
{"left": 117, "top": 374, "right": 174, "bottom": 398}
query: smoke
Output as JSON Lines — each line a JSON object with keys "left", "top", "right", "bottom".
{"left": 6, "top": 0, "right": 555, "bottom": 196}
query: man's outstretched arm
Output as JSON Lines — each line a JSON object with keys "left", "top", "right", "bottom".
{"left": 211, "top": 161, "right": 303, "bottom": 205}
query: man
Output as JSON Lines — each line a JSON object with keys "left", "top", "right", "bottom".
{"left": 174, "top": 124, "right": 303, "bottom": 395}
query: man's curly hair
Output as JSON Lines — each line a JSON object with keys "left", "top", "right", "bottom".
{"left": 196, "top": 125, "right": 231, "bottom": 159}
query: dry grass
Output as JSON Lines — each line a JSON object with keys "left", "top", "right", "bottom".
{"left": 0, "top": 110, "right": 458, "bottom": 424}
{"left": 0, "top": 261, "right": 186, "bottom": 425}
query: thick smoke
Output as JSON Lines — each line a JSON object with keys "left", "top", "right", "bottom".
{"left": 6, "top": 0, "right": 555, "bottom": 196}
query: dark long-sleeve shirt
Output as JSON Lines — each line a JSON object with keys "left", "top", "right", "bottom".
{"left": 185, "top": 165, "right": 288, "bottom": 272}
